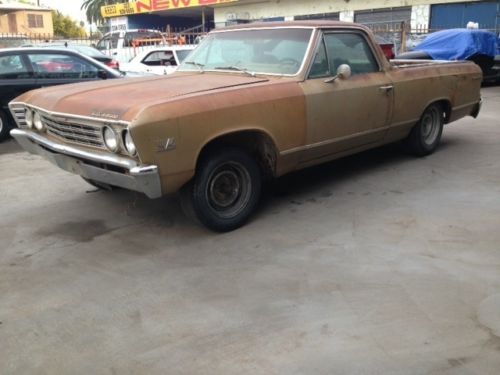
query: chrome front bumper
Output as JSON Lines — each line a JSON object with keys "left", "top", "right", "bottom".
{"left": 11, "top": 129, "right": 162, "bottom": 199}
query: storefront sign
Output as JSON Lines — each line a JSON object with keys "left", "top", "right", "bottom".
{"left": 101, "top": 0, "right": 238, "bottom": 18}
{"left": 110, "top": 16, "right": 129, "bottom": 31}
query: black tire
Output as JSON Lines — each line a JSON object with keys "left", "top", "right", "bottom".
{"left": 404, "top": 103, "right": 444, "bottom": 157}
{"left": 183, "top": 147, "right": 262, "bottom": 232}
{"left": 0, "top": 109, "right": 13, "bottom": 142}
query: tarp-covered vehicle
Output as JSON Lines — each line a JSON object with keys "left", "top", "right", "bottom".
{"left": 398, "top": 29, "right": 499, "bottom": 82}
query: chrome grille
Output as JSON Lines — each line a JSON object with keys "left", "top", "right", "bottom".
{"left": 42, "top": 115, "right": 105, "bottom": 149}
{"left": 10, "top": 105, "right": 27, "bottom": 128}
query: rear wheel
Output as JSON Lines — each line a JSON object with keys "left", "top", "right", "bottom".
{"left": 0, "top": 109, "right": 13, "bottom": 142}
{"left": 404, "top": 103, "right": 444, "bottom": 156}
{"left": 182, "top": 147, "right": 262, "bottom": 232}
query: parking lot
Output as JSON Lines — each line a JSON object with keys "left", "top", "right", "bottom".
{"left": 0, "top": 86, "right": 499, "bottom": 374}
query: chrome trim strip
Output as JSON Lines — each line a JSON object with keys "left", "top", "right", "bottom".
{"left": 212, "top": 26, "right": 317, "bottom": 33}
{"left": 452, "top": 100, "right": 481, "bottom": 111}
{"left": 280, "top": 118, "right": 420, "bottom": 156}
{"left": 280, "top": 127, "right": 387, "bottom": 156}
{"left": 390, "top": 118, "right": 420, "bottom": 128}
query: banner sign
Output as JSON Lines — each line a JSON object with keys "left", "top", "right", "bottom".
{"left": 101, "top": 0, "right": 238, "bottom": 18}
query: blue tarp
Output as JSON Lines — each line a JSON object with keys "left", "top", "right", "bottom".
{"left": 414, "top": 29, "right": 498, "bottom": 60}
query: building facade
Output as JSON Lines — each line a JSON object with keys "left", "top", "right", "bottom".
{"left": 214, "top": 0, "right": 500, "bottom": 32}
{"left": 99, "top": 0, "right": 499, "bottom": 36}
{"left": 0, "top": 0, "right": 53, "bottom": 35}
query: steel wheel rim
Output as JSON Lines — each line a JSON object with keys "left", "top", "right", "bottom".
{"left": 206, "top": 162, "right": 252, "bottom": 219}
{"left": 0, "top": 116, "right": 3, "bottom": 134}
{"left": 421, "top": 107, "right": 441, "bottom": 146}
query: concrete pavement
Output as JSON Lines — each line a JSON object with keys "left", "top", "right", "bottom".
{"left": 1, "top": 87, "right": 500, "bottom": 374}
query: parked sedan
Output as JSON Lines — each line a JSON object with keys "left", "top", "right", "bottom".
{"left": 0, "top": 48, "right": 122, "bottom": 141}
{"left": 120, "top": 46, "right": 195, "bottom": 76}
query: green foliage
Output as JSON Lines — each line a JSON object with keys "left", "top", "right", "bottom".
{"left": 81, "top": 0, "right": 128, "bottom": 25}
{"left": 52, "top": 11, "right": 87, "bottom": 38}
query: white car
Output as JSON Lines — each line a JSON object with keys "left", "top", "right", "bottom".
{"left": 119, "top": 46, "right": 195, "bottom": 76}
{"left": 96, "top": 29, "right": 167, "bottom": 63}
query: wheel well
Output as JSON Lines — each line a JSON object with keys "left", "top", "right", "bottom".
{"left": 433, "top": 99, "right": 452, "bottom": 124}
{"left": 197, "top": 131, "right": 278, "bottom": 179}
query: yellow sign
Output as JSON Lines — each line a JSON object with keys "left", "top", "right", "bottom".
{"left": 102, "top": 0, "right": 238, "bottom": 18}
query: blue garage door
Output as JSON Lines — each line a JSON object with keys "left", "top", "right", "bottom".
{"left": 430, "top": 1, "right": 499, "bottom": 32}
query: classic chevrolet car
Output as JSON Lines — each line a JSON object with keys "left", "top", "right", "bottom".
{"left": 9, "top": 21, "right": 482, "bottom": 232}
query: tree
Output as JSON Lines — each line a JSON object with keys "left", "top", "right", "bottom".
{"left": 52, "top": 11, "right": 87, "bottom": 38}
{"left": 81, "top": 0, "right": 127, "bottom": 25}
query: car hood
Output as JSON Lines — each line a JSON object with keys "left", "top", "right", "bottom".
{"left": 16, "top": 73, "right": 271, "bottom": 122}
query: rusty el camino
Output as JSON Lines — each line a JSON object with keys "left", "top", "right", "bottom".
{"left": 9, "top": 21, "right": 482, "bottom": 232}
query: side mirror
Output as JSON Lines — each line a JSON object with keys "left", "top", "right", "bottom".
{"left": 325, "top": 64, "right": 352, "bottom": 83}
{"left": 97, "top": 70, "right": 108, "bottom": 80}
{"left": 336, "top": 64, "right": 352, "bottom": 80}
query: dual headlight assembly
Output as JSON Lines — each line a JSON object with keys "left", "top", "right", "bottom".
{"left": 102, "top": 125, "right": 137, "bottom": 156}
{"left": 25, "top": 108, "right": 137, "bottom": 157}
{"left": 25, "top": 108, "right": 44, "bottom": 132}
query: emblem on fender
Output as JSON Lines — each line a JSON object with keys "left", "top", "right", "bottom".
{"left": 156, "top": 138, "right": 176, "bottom": 152}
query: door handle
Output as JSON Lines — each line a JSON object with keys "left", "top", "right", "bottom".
{"left": 379, "top": 85, "right": 394, "bottom": 93}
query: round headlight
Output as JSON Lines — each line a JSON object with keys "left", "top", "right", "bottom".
{"left": 33, "top": 111, "right": 44, "bottom": 131}
{"left": 25, "top": 109, "right": 34, "bottom": 129}
{"left": 103, "top": 126, "right": 119, "bottom": 152}
{"left": 123, "top": 129, "right": 137, "bottom": 156}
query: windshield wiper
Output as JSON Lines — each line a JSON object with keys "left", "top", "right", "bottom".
{"left": 214, "top": 65, "right": 256, "bottom": 77}
{"left": 184, "top": 61, "right": 205, "bottom": 72}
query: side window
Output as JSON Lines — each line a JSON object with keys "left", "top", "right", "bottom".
{"left": 323, "top": 33, "right": 379, "bottom": 76}
{"left": 142, "top": 51, "right": 176, "bottom": 66}
{"left": 0, "top": 54, "right": 31, "bottom": 79}
{"left": 309, "top": 39, "right": 329, "bottom": 79}
{"left": 28, "top": 54, "right": 99, "bottom": 79}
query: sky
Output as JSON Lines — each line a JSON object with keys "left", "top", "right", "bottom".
{"left": 40, "top": 0, "right": 87, "bottom": 25}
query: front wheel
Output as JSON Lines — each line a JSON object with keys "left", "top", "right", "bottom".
{"left": 183, "top": 147, "right": 262, "bottom": 232}
{"left": 404, "top": 103, "right": 444, "bottom": 156}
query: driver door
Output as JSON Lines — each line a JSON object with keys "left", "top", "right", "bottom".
{"left": 299, "top": 31, "right": 393, "bottom": 162}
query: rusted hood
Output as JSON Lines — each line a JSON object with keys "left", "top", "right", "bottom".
{"left": 15, "top": 73, "right": 270, "bottom": 121}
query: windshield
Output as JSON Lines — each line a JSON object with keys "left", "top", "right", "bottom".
{"left": 178, "top": 28, "right": 313, "bottom": 76}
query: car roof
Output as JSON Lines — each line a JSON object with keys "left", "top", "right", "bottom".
{"left": 140, "top": 45, "right": 195, "bottom": 51}
{"left": 0, "top": 47, "right": 87, "bottom": 54}
{"left": 132, "top": 46, "right": 194, "bottom": 59}
{"left": 36, "top": 43, "right": 107, "bottom": 55}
